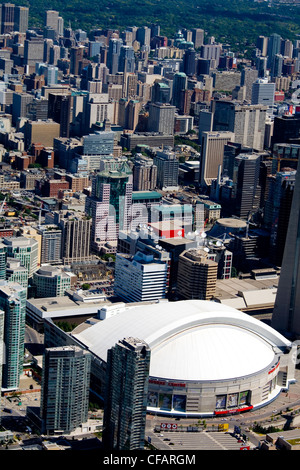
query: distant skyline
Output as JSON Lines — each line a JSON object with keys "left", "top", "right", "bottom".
{"left": 21, "top": 0, "right": 300, "bottom": 47}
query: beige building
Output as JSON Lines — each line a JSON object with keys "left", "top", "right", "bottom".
{"left": 24, "top": 119, "right": 60, "bottom": 149}
{"left": 200, "top": 131, "right": 235, "bottom": 187}
{"left": 19, "top": 225, "right": 42, "bottom": 267}
{"left": 177, "top": 248, "right": 218, "bottom": 300}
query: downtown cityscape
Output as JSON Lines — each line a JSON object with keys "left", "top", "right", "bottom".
{"left": 0, "top": 0, "right": 300, "bottom": 457}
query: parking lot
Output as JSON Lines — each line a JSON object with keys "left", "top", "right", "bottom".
{"left": 147, "top": 430, "right": 252, "bottom": 450}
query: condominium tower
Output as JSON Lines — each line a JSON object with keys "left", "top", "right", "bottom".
{"left": 103, "top": 337, "right": 151, "bottom": 450}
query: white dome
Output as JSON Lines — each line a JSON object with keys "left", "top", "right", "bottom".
{"left": 72, "top": 300, "right": 291, "bottom": 383}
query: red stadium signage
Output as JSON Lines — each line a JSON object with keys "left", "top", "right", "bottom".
{"left": 160, "top": 423, "right": 178, "bottom": 430}
{"left": 214, "top": 405, "right": 253, "bottom": 415}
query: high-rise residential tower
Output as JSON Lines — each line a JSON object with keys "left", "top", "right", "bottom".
{"left": 41, "top": 346, "right": 91, "bottom": 435}
{"left": 0, "top": 281, "right": 27, "bottom": 391}
{"left": 103, "top": 337, "right": 151, "bottom": 450}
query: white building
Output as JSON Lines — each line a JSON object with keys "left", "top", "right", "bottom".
{"left": 68, "top": 299, "right": 297, "bottom": 417}
{"left": 114, "top": 251, "right": 168, "bottom": 302}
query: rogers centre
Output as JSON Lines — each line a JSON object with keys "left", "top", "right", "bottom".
{"left": 46, "top": 300, "right": 297, "bottom": 417}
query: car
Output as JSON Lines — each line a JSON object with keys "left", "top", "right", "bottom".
{"left": 163, "top": 438, "right": 170, "bottom": 441}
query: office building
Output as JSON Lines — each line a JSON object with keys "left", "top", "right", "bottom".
{"left": 192, "top": 28, "right": 204, "bottom": 49}
{"left": 153, "top": 150, "right": 179, "bottom": 191}
{"left": 82, "top": 130, "right": 115, "bottom": 170}
{"left": 257, "top": 35, "right": 268, "bottom": 57}
{"left": 32, "top": 266, "right": 71, "bottom": 298}
{"left": 88, "top": 164, "right": 133, "bottom": 253}
{"left": 114, "top": 251, "right": 168, "bottom": 303}
{"left": 48, "top": 93, "right": 71, "bottom": 138}
{"left": 271, "top": 115, "right": 300, "bottom": 149}
{"left": 183, "top": 48, "right": 196, "bottom": 76}
{"left": 177, "top": 249, "right": 218, "bottom": 300}
{"left": 0, "top": 281, "right": 27, "bottom": 391}
{"left": 267, "top": 33, "right": 282, "bottom": 69}
{"left": 41, "top": 346, "right": 91, "bottom": 435}
{"left": 70, "top": 46, "right": 84, "bottom": 76}
{"left": 24, "top": 38, "right": 44, "bottom": 72}
{"left": 107, "top": 38, "right": 123, "bottom": 75}
{"left": 12, "top": 92, "right": 34, "bottom": 126}
{"left": 232, "top": 153, "right": 262, "bottom": 219}
{"left": 266, "top": 170, "right": 296, "bottom": 267}
{"left": 14, "top": 5, "right": 29, "bottom": 33}
{"left": 103, "top": 337, "right": 150, "bottom": 450}
{"left": 199, "top": 131, "right": 235, "bottom": 187}
{"left": 147, "top": 102, "right": 175, "bottom": 135}
{"left": 3, "top": 237, "right": 38, "bottom": 279}
{"left": 45, "top": 10, "right": 59, "bottom": 31}
{"left": 212, "top": 100, "right": 267, "bottom": 151}
{"left": 118, "top": 45, "right": 135, "bottom": 73}
{"left": 172, "top": 72, "right": 187, "bottom": 109}
{"left": 241, "top": 67, "right": 259, "bottom": 102}
{"left": 24, "top": 119, "right": 60, "bottom": 149}
{"left": 256, "top": 56, "right": 267, "bottom": 78}
{"left": 271, "top": 54, "right": 283, "bottom": 78}
{"left": 151, "top": 81, "right": 171, "bottom": 104}
{"left": 271, "top": 160, "right": 300, "bottom": 338}
{"left": 200, "top": 43, "right": 221, "bottom": 67}
{"left": 136, "top": 26, "right": 151, "bottom": 47}
{"left": 1, "top": 3, "right": 15, "bottom": 34}
{"left": 251, "top": 78, "right": 275, "bottom": 108}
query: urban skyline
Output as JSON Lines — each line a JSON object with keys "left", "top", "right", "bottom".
{"left": 0, "top": 0, "right": 300, "bottom": 456}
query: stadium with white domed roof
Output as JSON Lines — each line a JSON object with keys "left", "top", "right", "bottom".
{"left": 48, "top": 299, "right": 297, "bottom": 417}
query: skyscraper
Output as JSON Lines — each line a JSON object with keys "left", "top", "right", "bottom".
{"left": 212, "top": 100, "right": 267, "bottom": 151}
{"left": 118, "top": 45, "right": 135, "bottom": 73}
{"left": 58, "top": 213, "right": 92, "bottom": 264}
{"left": 147, "top": 102, "right": 176, "bottom": 135}
{"left": 103, "top": 337, "right": 151, "bottom": 450}
{"left": 1, "top": 3, "right": 15, "bottom": 34}
{"left": 232, "top": 153, "right": 262, "bottom": 219}
{"left": 133, "top": 154, "right": 157, "bottom": 191}
{"left": 153, "top": 150, "right": 179, "bottom": 191}
{"left": 48, "top": 93, "right": 72, "bottom": 138}
{"left": 192, "top": 28, "right": 204, "bottom": 49}
{"left": 266, "top": 170, "right": 296, "bottom": 267}
{"left": 41, "top": 346, "right": 91, "bottom": 435}
{"left": 199, "top": 131, "right": 235, "bottom": 187}
{"left": 267, "top": 33, "right": 282, "bottom": 69}
{"left": 172, "top": 72, "right": 187, "bottom": 109}
{"left": 87, "top": 163, "right": 133, "bottom": 252}
{"left": 177, "top": 249, "right": 218, "bottom": 300}
{"left": 14, "top": 5, "right": 29, "bottom": 33}
{"left": 271, "top": 160, "right": 300, "bottom": 337}
{"left": 241, "top": 67, "right": 259, "bottom": 102}
{"left": 251, "top": 78, "right": 275, "bottom": 109}
{"left": 107, "top": 38, "right": 123, "bottom": 74}
{"left": 0, "top": 280, "right": 27, "bottom": 391}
